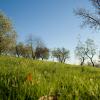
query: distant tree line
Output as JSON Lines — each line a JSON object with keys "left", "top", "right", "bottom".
{"left": 1, "top": 10, "right": 100, "bottom": 66}
{"left": 0, "top": 11, "right": 70, "bottom": 63}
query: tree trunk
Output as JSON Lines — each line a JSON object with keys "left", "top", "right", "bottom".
{"left": 15, "top": 46, "right": 19, "bottom": 57}
{"left": 80, "top": 57, "right": 84, "bottom": 66}
{"left": 90, "top": 58, "right": 95, "bottom": 67}
{"left": 32, "top": 51, "right": 35, "bottom": 60}
{"left": 41, "top": 57, "right": 43, "bottom": 60}
{"left": 31, "top": 48, "right": 35, "bottom": 60}
{"left": 63, "top": 58, "right": 66, "bottom": 63}
{"left": 80, "top": 62, "right": 84, "bottom": 66}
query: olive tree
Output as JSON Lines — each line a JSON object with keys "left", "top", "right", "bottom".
{"left": 52, "top": 48, "right": 70, "bottom": 63}
{"left": 35, "top": 47, "right": 49, "bottom": 60}
{"left": 16, "top": 42, "right": 32, "bottom": 58}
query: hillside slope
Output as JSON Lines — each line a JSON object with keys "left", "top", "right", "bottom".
{"left": 0, "top": 56, "right": 100, "bottom": 100}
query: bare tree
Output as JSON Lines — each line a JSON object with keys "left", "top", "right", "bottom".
{"left": 74, "top": 0, "right": 100, "bottom": 29}
{"left": 75, "top": 38, "right": 96, "bottom": 66}
{"left": 75, "top": 40, "right": 86, "bottom": 66}
{"left": 34, "top": 37, "right": 45, "bottom": 48}
{"left": 27, "top": 34, "right": 35, "bottom": 59}
{"left": 27, "top": 35, "right": 47, "bottom": 60}
{"left": 84, "top": 38, "right": 96, "bottom": 67}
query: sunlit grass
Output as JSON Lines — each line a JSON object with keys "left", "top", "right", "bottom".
{"left": 0, "top": 56, "right": 100, "bottom": 100}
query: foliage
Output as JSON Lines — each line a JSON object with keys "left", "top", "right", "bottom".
{"left": 52, "top": 48, "right": 70, "bottom": 63}
{"left": 0, "top": 11, "right": 17, "bottom": 55}
{"left": 35, "top": 47, "right": 49, "bottom": 60}
{"left": 16, "top": 42, "right": 32, "bottom": 58}
{"left": 0, "top": 11, "right": 12, "bottom": 35}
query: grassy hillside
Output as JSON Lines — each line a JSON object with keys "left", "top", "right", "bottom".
{"left": 0, "top": 56, "right": 100, "bottom": 100}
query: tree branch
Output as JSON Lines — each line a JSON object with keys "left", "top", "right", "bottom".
{"left": 91, "top": 0, "right": 100, "bottom": 10}
{"left": 75, "top": 8, "right": 100, "bottom": 29}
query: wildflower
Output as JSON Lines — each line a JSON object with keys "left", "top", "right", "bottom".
{"left": 26, "top": 73, "right": 32, "bottom": 82}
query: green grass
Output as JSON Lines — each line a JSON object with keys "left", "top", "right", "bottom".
{"left": 0, "top": 56, "right": 100, "bottom": 100}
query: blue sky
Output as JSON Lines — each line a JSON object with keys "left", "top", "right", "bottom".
{"left": 0, "top": 0, "right": 100, "bottom": 63}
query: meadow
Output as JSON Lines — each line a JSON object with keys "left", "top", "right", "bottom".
{"left": 0, "top": 56, "right": 100, "bottom": 100}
